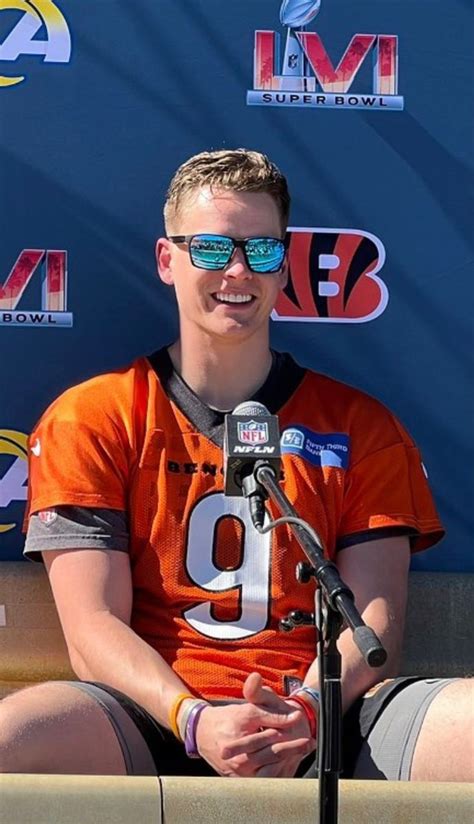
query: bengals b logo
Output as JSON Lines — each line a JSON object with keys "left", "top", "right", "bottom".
{"left": 273, "top": 228, "right": 388, "bottom": 323}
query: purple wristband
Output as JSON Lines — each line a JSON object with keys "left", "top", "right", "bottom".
{"left": 184, "top": 701, "right": 208, "bottom": 758}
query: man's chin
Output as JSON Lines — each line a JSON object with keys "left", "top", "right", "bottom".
{"left": 208, "top": 317, "right": 261, "bottom": 342}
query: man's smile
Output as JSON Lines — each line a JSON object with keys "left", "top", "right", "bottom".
{"left": 212, "top": 291, "right": 255, "bottom": 305}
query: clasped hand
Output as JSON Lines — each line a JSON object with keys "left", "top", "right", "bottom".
{"left": 195, "top": 672, "right": 316, "bottom": 778}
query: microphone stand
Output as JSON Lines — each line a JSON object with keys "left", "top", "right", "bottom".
{"left": 252, "top": 462, "right": 387, "bottom": 824}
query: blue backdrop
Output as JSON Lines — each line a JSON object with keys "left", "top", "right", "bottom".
{"left": 1, "top": 0, "right": 472, "bottom": 571}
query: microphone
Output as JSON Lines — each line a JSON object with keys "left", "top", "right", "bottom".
{"left": 223, "top": 401, "right": 281, "bottom": 529}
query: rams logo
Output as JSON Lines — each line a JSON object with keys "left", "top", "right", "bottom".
{"left": 0, "top": 429, "right": 28, "bottom": 533}
{"left": 0, "top": 1, "right": 71, "bottom": 88}
{"left": 273, "top": 228, "right": 388, "bottom": 323}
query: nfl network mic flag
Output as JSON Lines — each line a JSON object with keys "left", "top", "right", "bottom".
{"left": 223, "top": 404, "right": 281, "bottom": 496}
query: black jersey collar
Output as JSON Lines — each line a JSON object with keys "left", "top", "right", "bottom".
{"left": 147, "top": 346, "right": 306, "bottom": 447}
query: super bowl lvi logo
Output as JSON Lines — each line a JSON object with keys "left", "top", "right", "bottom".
{"left": 273, "top": 228, "right": 388, "bottom": 323}
{"left": 0, "top": 249, "right": 72, "bottom": 327}
{"left": 0, "top": 0, "right": 71, "bottom": 87}
{"left": 248, "top": 0, "right": 403, "bottom": 110}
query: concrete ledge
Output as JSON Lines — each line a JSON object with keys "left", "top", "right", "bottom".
{"left": 0, "top": 775, "right": 473, "bottom": 824}
{"left": 0, "top": 775, "right": 162, "bottom": 824}
{"left": 161, "top": 777, "right": 474, "bottom": 823}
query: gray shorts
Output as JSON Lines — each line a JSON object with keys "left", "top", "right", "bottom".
{"left": 350, "top": 678, "right": 455, "bottom": 780}
{"left": 59, "top": 677, "right": 456, "bottom": 779}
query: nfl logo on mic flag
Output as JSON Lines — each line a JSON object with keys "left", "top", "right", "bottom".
{"left": 237, "top": 421, "right": 269, "bottom": 445}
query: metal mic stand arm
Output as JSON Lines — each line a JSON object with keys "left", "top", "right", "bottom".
{"left": 255, "top": 463, "right": 387, "bottom": 667}
{"left": 254, "top": 462, "right": 387, "bottom": 824}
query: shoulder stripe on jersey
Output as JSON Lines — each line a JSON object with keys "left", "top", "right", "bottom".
{"left": 336, "top": 526, "right": 414, "bottom": 551}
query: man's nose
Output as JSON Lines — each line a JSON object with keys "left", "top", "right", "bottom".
{"left": 224, "top": 247, "right": 252, "bottom": 278}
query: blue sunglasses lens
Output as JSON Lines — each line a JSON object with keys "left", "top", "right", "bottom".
{"left": 189, "top": 235, "right": 234, "bottom": 270}
{"left": 189, "top": 235, "right": 285, "bottom": 273}
{"left": 245, "top": 237, "right": 286, "bottom": 273}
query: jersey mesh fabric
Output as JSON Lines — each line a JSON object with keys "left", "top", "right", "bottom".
{"left": 25, "top": 354, "right": 444, "bottom": 700}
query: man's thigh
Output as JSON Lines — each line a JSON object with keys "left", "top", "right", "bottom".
{"left": 350, "top": 677, "right": 462, "bottom": 780}
{"left": 75, "top": 682, "right": 218, "bottom": 777}
{"left": 0, "top": 680, "right": 155, "bottom": 775}
{"left": 410, "top": 678, "right": 474, "bottom": 782}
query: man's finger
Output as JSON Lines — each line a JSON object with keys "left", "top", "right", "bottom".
{"left": 252, "top": 706, "right": 300, "bottom": 729}
{"left": 222, "top": 728, "right": 285, "bottom": 759}
{"left": 225, "top": 733, "right": 311, "bottom": 773}
{"left": 269, "top": 736, "right": 311, "bottom": 756}
{"left": 242, "top": 672, "right": 266, "bottom": 703}
{"left": 243, "top": 672, "right": 291, "bottom": 712}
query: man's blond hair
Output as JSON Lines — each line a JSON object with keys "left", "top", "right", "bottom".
{"left": 164, "top": 148, "right": 290, "bottom": 233}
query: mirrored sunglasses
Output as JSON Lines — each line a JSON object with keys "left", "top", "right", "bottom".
{"left": 167, "top": 234, "right": 287, "bottom": 274}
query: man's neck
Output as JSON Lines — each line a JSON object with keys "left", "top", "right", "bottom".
{"left": 168, "top": 336, "right": 273, "bottom": 411}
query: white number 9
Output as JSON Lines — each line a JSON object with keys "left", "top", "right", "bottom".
{"left": 184, "top": 493, "right": 271, "bottom": 640}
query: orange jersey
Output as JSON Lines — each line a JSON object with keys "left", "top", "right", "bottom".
{"left": 26, "top": 350, "right": 443, "bottom": 699}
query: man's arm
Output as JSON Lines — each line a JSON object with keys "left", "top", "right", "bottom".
{"left": 43, "top": 548, "right": 191, "bottom": 727}
{"left": 303, "top": 535, "right": 411, "bottom": 712}
{"left": 224, "top": 535, "right": 411, "bottom": 777}
{"left": 43, "top": 547, "right": 305, "bottom": 776}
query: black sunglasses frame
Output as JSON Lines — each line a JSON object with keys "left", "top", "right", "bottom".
{"left": 167, "top": 234, "right": 288, "bottom": 274}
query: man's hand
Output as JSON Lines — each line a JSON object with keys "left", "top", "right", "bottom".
{"left": 195, "top": 673, "right": 314, "bottom": 777}
{"left": 243, "top": 672, "right": 316, "bottom": 777}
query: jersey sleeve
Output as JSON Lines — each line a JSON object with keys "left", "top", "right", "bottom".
{"left": 25, "top": 375, "right": 134, "bottom": 519}
{"left": 337, "top": 404, "right": 444, "bottom": 553}
{"left": 23, "top": 506, "right": 129, "bottom": 562}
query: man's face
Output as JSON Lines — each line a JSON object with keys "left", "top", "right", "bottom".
{"left": 156, "top": 188, "right": 288, "bottom": 343}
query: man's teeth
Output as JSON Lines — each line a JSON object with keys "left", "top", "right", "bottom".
{"left": 214, "top": 292, "right": 253, "bottom": 303}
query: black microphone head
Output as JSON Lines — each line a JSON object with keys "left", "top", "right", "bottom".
{"left": 232, "top": 401, "right": 270, "bottom": 417}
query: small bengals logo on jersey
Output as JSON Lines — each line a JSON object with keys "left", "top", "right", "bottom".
{"left": 272, "top": 228, "right": 388, "bottom": 323}
{"left": 38, "top": 509, "right": 57, "bottom": 526}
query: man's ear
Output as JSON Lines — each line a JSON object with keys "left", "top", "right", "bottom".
{"left": 156, "top": 237, "right": 174, "bottom": 285}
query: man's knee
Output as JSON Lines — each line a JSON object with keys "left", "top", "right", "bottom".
{"left": 411, "top": 678, "right": 474, "bottom": 782}
{"left": 0, "top": 681, "right": 126, "bottom": 775}
{"left": 0, "top": 685, "right": 44, "bottom": 772}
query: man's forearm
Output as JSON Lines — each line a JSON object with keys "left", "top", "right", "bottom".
{"left": 69, "top": 611, "right": 190, "bottom": 728}
{"left": 303, "top": 601, "right": 404, "bottom": 714}
{"left": 303, "top": 537, "right": 410, "bottom": 713}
